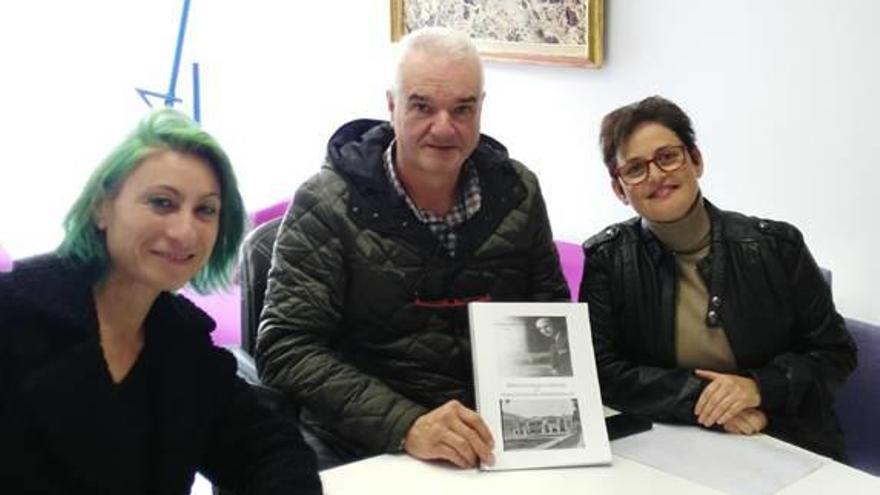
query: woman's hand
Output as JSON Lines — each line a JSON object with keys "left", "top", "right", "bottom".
{"left": 694, "top": 369, "right": 761, "bottom": 427}
{"left": 722, "top": 408, "right": 768, "bottom": 435}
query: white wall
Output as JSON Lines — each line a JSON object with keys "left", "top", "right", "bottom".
{"left": 1, "top": 1, "right": 877, "bottom": 322}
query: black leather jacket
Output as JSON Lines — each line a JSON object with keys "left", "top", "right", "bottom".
{"left": 579, "top": 200, "right": 857, "bottom": 460}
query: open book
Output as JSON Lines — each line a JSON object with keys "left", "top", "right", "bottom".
{"left": 468, "top": 302, "right": 611, "bottom": 471}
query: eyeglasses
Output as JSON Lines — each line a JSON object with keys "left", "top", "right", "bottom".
{"left": 612, "top": 145, "right": 688, "bottom": 185}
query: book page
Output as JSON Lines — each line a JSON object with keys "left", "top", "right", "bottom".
{"left": 469, "top": 302, "right": 611, "bottom": 471}
{"left": 613, "top": 423, "right": 825, "bottom": 495}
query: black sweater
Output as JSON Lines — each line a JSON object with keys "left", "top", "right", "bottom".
{"left": 0, "top": 254, "right": 322, "bottom": 494}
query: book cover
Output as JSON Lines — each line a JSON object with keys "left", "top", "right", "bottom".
{"left": 468, "top": 302, "right": 611, "bottom": 470}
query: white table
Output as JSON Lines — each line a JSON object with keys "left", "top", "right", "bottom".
{"left": 190, "top": 425, "right": 879, "bottom": 494}
{"left": 318, "top": 429, "right": 880, "bottom": 495}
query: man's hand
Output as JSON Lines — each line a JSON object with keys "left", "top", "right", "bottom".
{"left": 403, "top": 400, "right": 495, "bottom": 468}
{"left": 694, "top": 369, "right": 761, "bottom": 427}
{"left": 722, "top": 408, "right": 768, "bottom": 435}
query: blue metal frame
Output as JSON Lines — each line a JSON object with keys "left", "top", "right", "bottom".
{"left": 192, "top": 62, "right": 201, "bottom": 122}
{"left": 135, "top": 0, "right": 202, "bottom": 122}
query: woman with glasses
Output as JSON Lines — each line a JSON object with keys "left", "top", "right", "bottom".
{"left": 0, "top": 109, "right": 321, "bottom": 493}
{"left": 579, "top": 96, "right": 857, "bottom": 460}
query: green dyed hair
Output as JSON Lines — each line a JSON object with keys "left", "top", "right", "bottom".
{"left": 58, "top": 108, "right": 247, "bottom": 293}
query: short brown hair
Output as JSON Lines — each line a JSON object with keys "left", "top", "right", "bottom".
{"left": 599, "top": 96, "right": 697, "bottom": 176}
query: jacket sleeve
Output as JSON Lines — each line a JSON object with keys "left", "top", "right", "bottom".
{"left": 0, "top": 279, "right": 62, "bottom": 494}
{"left": 579, "top": 240, "right": 704, "bottom": 424}
{"left": 526, "top": 179, "right": 572, "bottom": 302}
{"left": 0, "top": 280, "right": 18, "bottom": 488}
{"left": 746, "top": 224, "right": 858, "bottom": 415}
{"left": 0, "top": 276, "right": 8, "bottom": 418}
{"left": 256, "top": 174, "right": 427, "bottom": 456}
{"left": 200, "top": 361, "right": 323, "bottom": 495}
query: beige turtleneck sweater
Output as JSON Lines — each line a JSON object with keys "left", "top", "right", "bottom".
{"left": 644, "top": 197, "right": 737, "bottom": 372}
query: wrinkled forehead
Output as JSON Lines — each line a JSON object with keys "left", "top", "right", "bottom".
{"left": 398, "top": 49, "right": 483, "bottom": 97}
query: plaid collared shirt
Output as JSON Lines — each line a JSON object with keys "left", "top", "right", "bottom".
{"left": 384, "top": 142, "right": 482, "bottom": 257}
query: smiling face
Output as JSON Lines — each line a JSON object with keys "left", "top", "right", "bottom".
{"left": 387, "top": 48, "right": 483, "bottom": 181}
{"left": 612, "top": 122, "right": 704, "bottom": 222}
{"left": 95, "top": 150, "right": 221, "bottom": 295}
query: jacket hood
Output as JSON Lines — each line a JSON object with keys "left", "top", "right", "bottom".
{"left": 326, "top": 118, "right": 510, "bottom": 179}
{"left": 321, "top": 119, "right": 527, "bottom": 255}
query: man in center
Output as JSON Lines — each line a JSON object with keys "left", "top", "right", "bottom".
{"left": 256, "top": 27, "right": 569, "bottom": 470}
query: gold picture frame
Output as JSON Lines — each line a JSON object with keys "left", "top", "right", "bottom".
{"left": 390, "top": 0, "right": 604, "bottom": 68}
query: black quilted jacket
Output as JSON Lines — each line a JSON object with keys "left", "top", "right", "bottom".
{"left": 579, "top": 200, "right": 857, "bottom": 460}
{"left": 256, "top": 120, "right": 570, "bottom": 456}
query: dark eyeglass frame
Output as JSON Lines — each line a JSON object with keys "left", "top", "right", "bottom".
{"left": 612, "top": 145, "right": 689, "bottom": 186}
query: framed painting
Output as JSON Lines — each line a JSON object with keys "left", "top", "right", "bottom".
{"left": 390, "top": 0, "right": 604, "bottom": 68}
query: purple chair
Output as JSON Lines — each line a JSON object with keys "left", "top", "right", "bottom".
{"left": 181, "top": 200, "right": 291, "bottom": 347}
{"left": 554, "top": 240, "right": 583, "bottom": 301}
{"left": 837, "top": 318, "right": 880, "bottom": 475}
{"left": 251, "top": 200, "right": 290, "bottom": 227}
{"left": 0, "top": 245, "right": 12, "bottom": 272}
{"left": 180, "top": 285, "right": 241, "bottom": 347}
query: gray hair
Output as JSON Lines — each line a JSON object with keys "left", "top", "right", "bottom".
{"left": 390, "top": 26, "right": 484, "bottom": 102}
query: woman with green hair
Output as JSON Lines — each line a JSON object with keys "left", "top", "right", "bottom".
{"left": 0, "top": 109, "right": 321, "bottom": 494}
